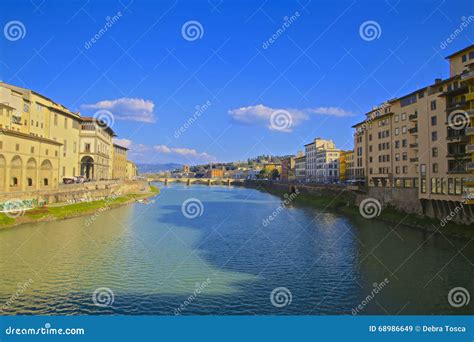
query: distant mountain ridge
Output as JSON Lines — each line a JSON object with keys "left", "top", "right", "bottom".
{"left": 137, "top": 163, "right": 183, "bottom": 173}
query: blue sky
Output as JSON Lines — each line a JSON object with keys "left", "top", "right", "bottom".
{"left": 1, "top": 0, "right": 473, "bottom": 165}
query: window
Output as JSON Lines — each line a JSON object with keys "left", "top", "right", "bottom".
{"left": 64, "top": 118, "right": 68, "bottom": 129}
{"left": 448, "top": 178, "right": 454, "bottom": 195}
{"left": 395, "top": 153, "right": 400, "bottom": 161}
{"left": 421, "top": 179, "right": 427, "bottom": 193}
{"left": 15, "top": 144, "right": 19, "bottom": 151}
{"left": 462, "top": 54, "right": 467, "bottom": 62}
{"left": 402, "top": 152, "right": 407, "bottom": 161}
{"left": 402, "top": 139, "right": 407, "bottom": 147}
{"left": 31, "top": 146, "right": 34, "bottom": 153}
{"left": 395, "top": 127, "right": 399, "bottom": 135}
{"left": 401, "top": 113, "right": 406, "bottom": 121}
{"left": 54, "top": 114, "right": 58, "bottom": 126}
{"left": 432, "top": 147, "right": 438, "bottom": 157}
{"left": 432, "top": 163, "right": 438, "bottom": 173}
{"left": 402, "top": 126, "right": 407, "bottom": 134}
{"left": 431, "top": 178, "right": 436, "bottom": 194}
{"left": 395, "top": 115, "right": 399, "bottom": 122}
{"left": 403, "top": 166, "right": 408, "bottom": 174}
{"left": 395, "top": 166, "right": 400, "bottom": 174}
{"left": 455, "top": 179, "right": 462, "bottom": 195}
{"left": 12, "top": 177, "right": 18, "bottom": 187}
{"left": 470, "top": 51, "right": 474, "bottom": 59}
{"left": 430, "top": 100, "right": 437, "bottom": 110}
{"left": 395, "top": 140, "right": 400, "bottom": 148}
{"left": 431, "top": 131, "right": 438, "bottom": 141}
{"left": 43, "top": 178, "right": 49, "bottom": 186}
{"left": 420, "top": 164, "right": 426, "bottom": 177}
{"left": 431, "top": 116, "right": 437, "bottom": 126}
{"left": 419, "top": 92, "right": 424, "bottom": 99}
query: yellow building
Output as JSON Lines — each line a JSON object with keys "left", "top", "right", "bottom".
{"left": 112, "top": 143, "right": 129, "bottom": 179}
{"left": 352, "top": 44, "right": 474, "bottom": 220}
{"left": 0, "top": 82, "right": 127, "bottom": 194}
{"left": 126, "top": 160, "right": 138, "bottom": 179}
{"left": 79, "top": 117, "right": 115, "bottom": 181}
{"left": 339, "top": 150, "right": 353, "bottom": 182}
{"left": 263, "top": 163, "right": 282, "bottom": 173}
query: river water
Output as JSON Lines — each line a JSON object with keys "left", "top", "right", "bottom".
{"left": 0, "top": 183, "right": 472, "bottom": 315}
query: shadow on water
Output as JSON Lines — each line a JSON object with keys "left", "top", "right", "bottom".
{"left": 0, "top": 183, "right": 472, "bottom": 315}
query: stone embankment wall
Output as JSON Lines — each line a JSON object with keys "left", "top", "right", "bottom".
{"left": 244, "top": 180, "right": 357, "bottom": 205}
{"left": 0, "top": 180, "right": 149, "bottom": 205}
{"left": 244, "top": 180, "right": 473, "bottom": 225}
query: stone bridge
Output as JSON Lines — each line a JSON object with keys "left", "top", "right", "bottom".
{"left": 149, "top": 178, "right": 245, "bottom": 186}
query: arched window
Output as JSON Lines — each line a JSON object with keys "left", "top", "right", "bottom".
{"left": 27, "top": 178, "right": 33, "bottom": 186}
{"left": 43, "top": 178, "right": 49, "bottom": 186}
{"left": 12, "top": 177, "right": 18, "bottom": 186}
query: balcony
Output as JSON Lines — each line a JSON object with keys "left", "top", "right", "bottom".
{"left": 410, "top": 157, "right": 419, "bottom": 162}
{"left": 446, "top": 100, "right": 468, "bottom": 111}
{"left": 467, "top": 144, "right": 474, "bottom": 153}
{"left": 468, "top": 162, "right": 474, "bottom": 171}
{"left": 446, "top": 133, "right": 469, "bottom": 142}
{"left": 409, "top": 143, "right": 418, "bottom": 148}
{"left": 443, "top": 84, "right": 469, "bottom": 96}
{"left": 408, "top": 126, "right": 418, "bottom": 134}
{"left": 408, "top": 113, "right": 418, "bottom": 121}
{"left": 461, "top": 71, "right": 474, "bottom": 80}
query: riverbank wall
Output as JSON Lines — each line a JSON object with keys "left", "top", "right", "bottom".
{"left": 242, "top": 180, "right": 473, "bottom": 232}
{"left": 0, "top": 179, "right": 149, "bottom": 208}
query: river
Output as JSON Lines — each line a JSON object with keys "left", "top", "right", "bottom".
{"left": 0, "top": 183, "right": 472, "bottom": 315}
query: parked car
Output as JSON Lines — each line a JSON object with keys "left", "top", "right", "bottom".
{"left": 62, "top": 177, "right": 75, "bottom": 184}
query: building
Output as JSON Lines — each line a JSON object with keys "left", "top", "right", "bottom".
{"left": 79, "top": 117, "right": 115, "bottom": 180}
{"left": 0, "top": 82, "right": 135, "bottom": 194}
{"left": 0, "top": 82, "right": 82, "bottom": 191}
{"left": 339, "top": 150, "right": 353, "bottom": 182}
{"left": 183, "top": 165, "right": 190, "bottom": 173}
{"left": 294, "top": 155, "right": 306, "bottom": 182}
{"left": 112, "top": 143, "right": 128, "bottom": 179}
{"left": 126, "top": 160, "right": 138, "bottom": 179}
{"left": 206, "top": 168, "right": 224, "bottom": 178}
{"left": 352, "top": 44, "right": 474, "bottom": 220}
{"left": 305, "top": 138, "right": 340, "bottom": 183}
{"left": 281, "top": 156, "right": 296, "bottom": 181}
{"left": 262, "top": 162, "right": 282, "bottom": 173}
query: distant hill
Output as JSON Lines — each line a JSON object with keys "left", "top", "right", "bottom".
{"left": 137, "top": 163, "right": 183, "bottom": 174}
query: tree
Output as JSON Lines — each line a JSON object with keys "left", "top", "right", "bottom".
{"left": 258, "top": 169, "right": 270, "bottom": 179}
{"left": 270, "top": 169, "right": 280, "bottom": 180}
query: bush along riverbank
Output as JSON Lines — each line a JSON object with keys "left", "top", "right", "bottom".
{"left": 0, "top": 185, "right": 160, "bottom": 230}
{"left": 252, "top": 184, "right": 474, "bottom": 240}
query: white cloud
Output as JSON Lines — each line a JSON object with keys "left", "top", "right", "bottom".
{"left": 228, "top": 104, "right": 353, "bottom": 132}
{"left": 82, "top": 98, "right": 156, "bottom": 123}
{"left": 308, "top": 107, "right": 354, "bottom": 117}
{"left": 123, "top": 141, "right": 215, "bottom": 164}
